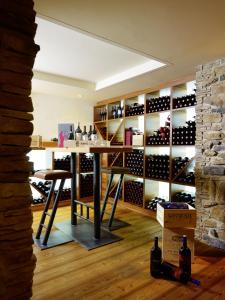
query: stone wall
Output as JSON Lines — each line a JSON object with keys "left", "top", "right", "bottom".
{"left": 0, "top": 1, "right": 39, "bottom": 299}
{"left": 195, "top": 57, "right": 225, "bottom": 249}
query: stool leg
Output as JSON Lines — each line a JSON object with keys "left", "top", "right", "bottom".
{"left": 36, "top": 180, "right": 56, "bottom": 239}
{"left": 42, "top": 179, "right": 65, "bottom": 245}
{"left": 100, "top": 173, "right": 114, "bottom": 222}
{"left": 108, "top": 174, "right": 124, "bottom": 228}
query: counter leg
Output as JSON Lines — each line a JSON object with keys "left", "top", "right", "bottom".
{"left": 93, "top": 153, "right": 101, "bottom": 239}
{"left": 71, "top": 152, "right": 77, "bottom": 225}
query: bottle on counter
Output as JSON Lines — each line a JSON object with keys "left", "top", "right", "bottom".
{"left": 91, "top": 125, "right": 98, "bottom": 141}
{"left": 75, "top": 122, "right": 82, "bottom": 141}
{"left": 82, "top": 125, "right": 88, "bottom": 141}
{"left": 88, "top": 125, "right": 92, "bottom": 141}
{"left": 150, "top": 236, "right": 162, "bottom": 278}
{"left": 68, "top": 125, "right": 74, "bottom": 140}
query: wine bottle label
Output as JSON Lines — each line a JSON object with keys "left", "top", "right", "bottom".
{"left": 76, "top": 133, "right": 82, "bottom": 141}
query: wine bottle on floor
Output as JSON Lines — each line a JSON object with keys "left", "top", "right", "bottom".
{"left": 179, "top": 235, "right": 191, "bottom": 280}
{"left": 150, "top": 237, "right": 162, "bottom": 278}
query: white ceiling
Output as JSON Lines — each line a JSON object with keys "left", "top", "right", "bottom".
{"left": 33, "top": 0, "right": 225, "bottom": 104}
{"left": 34, "top": 17, "right": 165, "bottom": 92}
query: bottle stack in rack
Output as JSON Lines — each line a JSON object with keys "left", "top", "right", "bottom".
{"left": 125, "top": 149, "right": 144, "bottom": 177}
{"left": 173, "top": 94, "right": 196, "bottom": 109}
{"left": 172, "top": 157, "right": 189, "bottom": 178}
{"left": 172, "top": 120, "right": 196, "bottom": 145}
{"left": 173, "top": 192, "right": 195, "bottom": 208}
{"left": 145, "top": 155, "right": 170, "bottom": 181}
{"left": 80, "top": 153, "right": 93, "bottom": 172}
{"left": 146, "top": 96, "right": 170, "bottom": 113}
{"left": 126, "top": 103, "right": 144, "bottom": 116}
{"left": 79, "top": 174, "right": 93, "bottom": 198}
{"left": 146, "top": 197, "right": 166, "bottom": 211}
{"left": 124, "top": 180, "right": 143, "bottom": 207}
{"left": 54, "top": 155, "right": 71, "bottom": 171}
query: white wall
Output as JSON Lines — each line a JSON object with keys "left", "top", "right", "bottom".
{"left": 31, "top": 92, "right": 93, "bottom": 140}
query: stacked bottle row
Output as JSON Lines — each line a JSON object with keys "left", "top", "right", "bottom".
{"left": 172, "top": 120, "right": 196, "bottom": 145}
{"left": 126, "top": 103, "right": 144, "bottom": 116}
{"left": 146, "top": 127, "right": 170, "bottom": 145}
{"left": 173, "top": 94, "right": 196, "bottom": 109}
{"left": 145, "top": 155, "right": 170, "bottom": 180}
{"left": 79, "top": 174, "right": 93, "bottom": 198}
{"left": 31, "top": 180, "right": 71, "bottom": 204}
{"left": 146, "top": 96, "right": 170, "bottom": 113}
{"left": 111, "top": 104, "right": 124, "bottom": 119}
{"left": 31, "top": 181, "right": 52, "bottom": 197}
{"left": 172, "top": 192, "right": 195, "bottom": 208}
{"left": 80, "top": 153, "right": 93, "bottom": 172}
{"left": 32, "top": 197, "right": 45, "bottom": 205}
{"left": 125, "top": 149, "right": 144, "bottom": 177}
{"left": 175, "top": 172, "right": 195, "bottom": 185}
{"left": 172, "top": 157, "right": 189, "bottom": 178}
{"left": 124, "top": 180, "right": 143, "bottom": 206}
{"left": 146, "top": 197, "right": 166, "bottom": 211}
{"left": 54, "top": 155, "right": 71, "bottom": 171}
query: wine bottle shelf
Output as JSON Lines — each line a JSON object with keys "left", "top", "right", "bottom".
{"left": 94, "top": 79, "right": 196, "bottom": 214}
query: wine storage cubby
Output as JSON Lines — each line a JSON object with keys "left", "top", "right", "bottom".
{"left": 125, "top": 149, "right": 144, "bottom": 177}
{"left": 80, "top": 153, "right": 93, "bottom": 172}
{"left": 124, "top": 180, "right": 143, "bottom": 207}
{"left": 79, "top": 174, "right": 93, "bottom": 198}
{"left": 94, "top": 79, "right": 196, "bottom": 215}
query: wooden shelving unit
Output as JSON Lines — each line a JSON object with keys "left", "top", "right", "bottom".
{"left": 94, "top": 79, "right": 196, "bottom": 214}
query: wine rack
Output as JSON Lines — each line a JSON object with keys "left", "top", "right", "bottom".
{"left": 54, "top": 155, "right": 70, "bottom": 171}
{"left": 172, "top": 192, "right": 195, "bottom": 208}
{"left": 124, "top": 180, "right": 143, "bottom": 207}
{"left": 173, "top": 94, "right": 196, "bottom": 109}
{"left": 79, "top": 174, "right": 93, "bottom": 198}
{"left": 145, "top": 155, "right": 170, "bottom": 181}
{"left": 80, "top": 153, "right": 93, "bottom": 172}
{"left": 94, "top": 79, "right": 196, "bottom": 216}
{"left": 172, "top": 120, "right": 196, "bottom": 145}
{"left": 145, "top": 197, "right": 166, "bottom": 211}
{"left": 125, "top": 103, "right": 144, "bottom": 116}
{"left": 125, "top": 149, "right": 144, "bottom": 177}
{"left": 146, "top": 96, "right": 170, "bottom": 113}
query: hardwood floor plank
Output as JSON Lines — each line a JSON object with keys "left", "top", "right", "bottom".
{"left": 32, "top": 206, "right": 225, "bottom": 300}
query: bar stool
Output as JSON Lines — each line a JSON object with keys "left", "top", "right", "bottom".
{"left": 101, "top": 166, "right": 130, "bottom": 229}
{"left": 34, "top": 170, "right": 72, "bottom": 249}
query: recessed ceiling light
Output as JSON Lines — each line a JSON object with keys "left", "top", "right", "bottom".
{"left": 95, "top": 60, "right": 165, "bottom": 90}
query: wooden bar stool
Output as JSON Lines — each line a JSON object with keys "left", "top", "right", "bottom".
{"left": 34, "top": 170, "right": 73, "bottom": 249}
{"left": 101, "top": 166, "right": 130, "bottom": 230}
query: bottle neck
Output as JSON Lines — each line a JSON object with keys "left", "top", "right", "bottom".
{"left": 182, "top": 235, "right": 187, "bottom": 248}
{"left": 154, "top": 237, "right": 158, "bottom": 248}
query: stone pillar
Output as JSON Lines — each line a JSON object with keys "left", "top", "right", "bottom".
{"left": 195, "top": 57, "right": 225, "bottom": 249}
{"left": 0, "top": 1, "right": 39, "bottom": 299}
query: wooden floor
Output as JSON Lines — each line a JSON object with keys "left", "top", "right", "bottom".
{"left": 32, "top": 206, "right": 225, "bottom": 300}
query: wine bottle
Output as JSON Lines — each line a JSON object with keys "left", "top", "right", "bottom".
{"left": 82, "top": 125, "right": 88, "bottom": 141}
{"left": 88, "top": 125, "right": 92, "bottom": 141}
{"left": 161, "top": 261, "right": 189, "bottom": 284}
{"left": 150, "top": 237, "right": 162, "bottom": 278}
{"left": 91, "top": 125, "right": 98, "bottom": 141}
{"left": 117, "top": 104, "right": 122, "bottom": 118}
{"left": 68, "top": 125, "right": 74, "bottom": 140}
{"left": 75, "top": 122, "right": 82, "bottom": 141}
{"left": 179, "top": 235, "right": 191, "bottom": 280}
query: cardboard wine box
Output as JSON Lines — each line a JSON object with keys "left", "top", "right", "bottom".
{"left": 162, "top": 227, "right": 195, "bottom": 265}
{"left": 156, "top": 203, "right": 196, "bottom": 228}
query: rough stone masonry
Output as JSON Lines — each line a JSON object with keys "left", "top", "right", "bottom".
{"left": 0, "top": 1, "right": 39, "bottom": 299}
{"left": 195, "top": 57, "right": 225, "bottom": 249}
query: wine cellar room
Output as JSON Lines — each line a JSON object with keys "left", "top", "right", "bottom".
{"left": 1, "top": 1, "right": 225, "bottom": 300}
